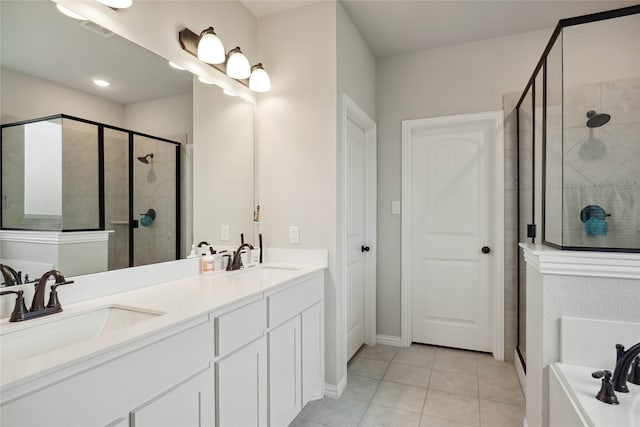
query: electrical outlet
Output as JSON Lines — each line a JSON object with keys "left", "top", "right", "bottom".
{"left": 289, "top": 226, "right": 299, "bottom": 244}
{"left": 392, "top": 201, "right": 401, "bottom": 215}
{"left": 221, "top": 225, "right": 229, "bottom": 241}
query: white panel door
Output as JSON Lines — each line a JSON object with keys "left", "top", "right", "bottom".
{"left": 346, "top": 118, "right": 367, "bottom": 361}
{"left": 409, "top": 120, "right": 494, "bottom": 352}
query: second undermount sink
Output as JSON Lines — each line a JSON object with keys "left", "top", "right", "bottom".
{"left": 0, "top": 305, "right": 165, "bottom": 360}
{"left": 233, "top": 266, "right": 301, "bottom": 281}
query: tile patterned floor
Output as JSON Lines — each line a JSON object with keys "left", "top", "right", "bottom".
{"left": 290, "top": 344, "right": 525, "bottom": 427}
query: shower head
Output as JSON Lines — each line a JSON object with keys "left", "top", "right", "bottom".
{"left": 137, "top": 153, "right": 154, "bottom": 164}
{"left": 586, "top": 110, "right": 611, "bottom": 128}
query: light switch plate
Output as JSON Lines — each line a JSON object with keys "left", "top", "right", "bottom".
{"left": 289, "top": 226, "right": 299, "bottom": 244}
{"left": 392, "top": 201, "right": 401, "bottom": 215}
{"left": 221, "top": 225, "right": 229, "bottom": 241}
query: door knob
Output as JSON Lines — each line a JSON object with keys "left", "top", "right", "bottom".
{"left": 481, "top": 246, "right": 491, "bottom": 254}
{"left": 361, "top": 245, "right": 370, "bottom": 253}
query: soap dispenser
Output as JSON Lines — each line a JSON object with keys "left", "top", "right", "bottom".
{"left": 201, "top": 246, "right": 217, "bottom": 275}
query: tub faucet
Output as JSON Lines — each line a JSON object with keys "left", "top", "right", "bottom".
{"left": 1, "top": 264, "right": 22, "bottom": 286}
{"left": 612, "top": 342, "right": 640, "bottom": 393}
{"left": 229, "top": 243, "right": 254, "bottom": 270}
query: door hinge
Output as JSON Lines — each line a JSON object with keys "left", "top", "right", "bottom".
{"left": 527, "top": 224, "right": 536, "bottom": 239}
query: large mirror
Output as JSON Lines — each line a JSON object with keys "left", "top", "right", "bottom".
{"left": 0, "top": 0, "right": 254, "bottom": 281}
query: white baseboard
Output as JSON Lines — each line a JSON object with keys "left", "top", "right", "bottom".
{"left": 324, "top": 375, "right": 347, "bottom": 399}
{"left": 514, "top": 349, "right": 526, "bottom": 397}
{"left": 375, "top": 334, "right": 403, "bottom": 347}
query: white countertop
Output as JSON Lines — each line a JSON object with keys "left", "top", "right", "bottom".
{"left": 0, "top": 263, "right": 324, "bottom": 392}
{"left": 552, "top": 363, "right": 640, "bottom": 427}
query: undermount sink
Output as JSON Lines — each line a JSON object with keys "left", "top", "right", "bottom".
{"left": 0, "top": 305, "right": 165, "bottom": 360}
{"left": 233, "top": 266, "right": 301, "bottom": 281}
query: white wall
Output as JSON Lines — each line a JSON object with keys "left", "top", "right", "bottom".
{"left": 124, "top": 93, "right": 192, "bottom": 142}
{"left": 256, "top": 1, "right": 340, "bottom": 386}
{"left": 192, "top": 78, "right": 255, "bottom": 247}
{"left": 337, "top": 4, "right": 376, "bottom": 120}
{"left": 0, "top": 68, "right": 124, "bottom": 125}
{"left": 375, "top": 28, "right": 553, "bottom": 337}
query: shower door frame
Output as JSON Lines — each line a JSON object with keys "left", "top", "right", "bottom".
{"left": 514, "top": 3, "right": 640, "bottom": 375}
{"left": 0, "top": 113, "right": 181, "bottom": 266}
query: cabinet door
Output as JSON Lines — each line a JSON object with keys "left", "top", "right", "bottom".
{"left": 269, "top": 316, "right": 302, "bottom": 427}
{"left": 216, "top": 337, "right": 267, "bottom": 427}
{"left": 130, "top": 367, "right": 214, "bottom": 427}
{"left": 302, "top": 301, "right": 324, "bottom": 405}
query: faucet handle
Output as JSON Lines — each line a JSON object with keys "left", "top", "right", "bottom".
{"left": 46, "top": 280, "right": 74, "bottom": 310}
{"left": 0, "top": 290, "right": 29, "bottom": 322}
{"left": 592, "top": 370, "right": 620, "bottom": 405}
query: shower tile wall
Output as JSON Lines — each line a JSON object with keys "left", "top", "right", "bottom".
{"left": 61, "top": 119, "right": 99, "bottom": 230}
{"left": 1, "top": 125, "right": 27, "bottom": 228}
{"left": 503, "top": 92, "right": 521, "bottom": 361}
{"left": 104, "top": 129, "right": 129, "bottom": 270}
{"left": 562, "top": 76, "right": 640, "bottom": 248}
{"left": 133, "top": 135, "right": 176, "bottom": 267}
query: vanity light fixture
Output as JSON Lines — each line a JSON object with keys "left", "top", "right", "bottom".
{"left": 56, "top": 4, "right": 87, "bottom": 20}
{"left": 92, "top": 79, "right": 111, "bottom": 87}
{"left": 97, "top": 0, "right": 133, "bottom": 9}
{"left": 197, "top": 27, "right": 225, "bottom": 65}
{"left": 168, "top": 61, "right": 185, "bottom": 71}
{"left": 178, "top": 27, "right": 270, "bottom": 93}
{"left": 225, "top": 47, "right": 251, "bottom": 79}
{"left": 249, "top": 63, "right": 271, "bottom": 93}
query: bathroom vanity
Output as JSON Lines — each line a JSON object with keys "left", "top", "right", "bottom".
{"left": 0, "top": 260, "right": 325, "bottom": 427}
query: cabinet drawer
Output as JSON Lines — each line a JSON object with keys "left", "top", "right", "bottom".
{"left": 216, "top": 299, "right": 266, "bottom": 357}
{"left": 268, "top": 274, "right": 323, "bottom": 327}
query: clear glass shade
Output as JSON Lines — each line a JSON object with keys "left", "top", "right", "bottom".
{"left": 226, "top": 48, "right": 251, "bottom": 79}
{"left": 249, "top": 65, "right": 271, "bottom": 93}
{"left": 197, "top": 28, "right": 225, "bottom": 65}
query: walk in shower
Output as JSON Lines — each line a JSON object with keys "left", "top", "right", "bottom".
{"left": 1, "top": 114, "right": 180, "bottom": 270}
{"left": 515, "top": 6, "right": 640, "bottom": 370}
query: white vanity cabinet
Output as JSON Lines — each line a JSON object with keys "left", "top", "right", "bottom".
{"left": 267, "top": 273, "right": 324, "bottom": 427}
{"left": 1, "top": 316, "right": 214, "bottom": 427}
{"left": 214, "top": 298, "right": 268, "bottom": 427}
{"left": 130, "top": 366, "right": 214, "bottom": 427}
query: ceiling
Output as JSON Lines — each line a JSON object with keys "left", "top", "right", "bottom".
{"left": 242, "top": 0, "right": 638, "bottom": 57}
{"left": 0, "top": 1, "right": 192, "bottom": 105}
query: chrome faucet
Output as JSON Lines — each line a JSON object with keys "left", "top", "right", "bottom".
{"left": 228, "top": 243, "right": 254, "bottom": 271}
{"left": 0, "top": 270, "right": 73, "bottom": 322}
{"left": 0, "top": 264, "right": 22, "bottom": 287}
{"left": 612, "top": 342, "right": 640, "bottom": 392}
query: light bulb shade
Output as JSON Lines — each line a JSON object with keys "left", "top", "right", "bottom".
{"left": 226, "top": 47, "right": 251, "bottom": 79}
{"left": 249, "top": 64, "right": 271, "bottom": 93}
{"left": 97, "top": 0, "right": 133, "bottom": 8}
{"left": 197, "top": 27, "right": 225, "bottom": 64}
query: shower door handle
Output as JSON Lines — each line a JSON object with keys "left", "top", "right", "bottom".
{"left": 131, "top": 219, "right": 139, "bottom": 228}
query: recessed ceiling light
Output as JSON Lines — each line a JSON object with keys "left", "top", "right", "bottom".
{"left": 93, "top": 79, "right": 111, "bottom": 87}
{"left": 198, "top": 76, "right": 214, "bottom": 85}
{"left": 96, "top": 0, "right": 133, "bottom": 9}
{"left": 168, "top": 61, "right": 185, "bottom": 71}
{"left": 56, "top": 4, "right": 87, "bottom": 20}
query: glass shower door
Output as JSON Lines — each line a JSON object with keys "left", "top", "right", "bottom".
{"left": 132, "top": 134, "right": 179, "bottom": 267}
{"left": 104, "top": 128, "right": 130, "bottom": 270}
